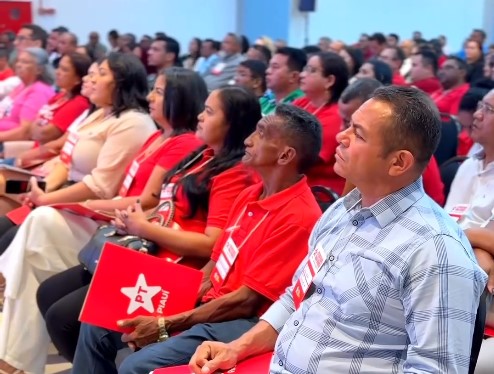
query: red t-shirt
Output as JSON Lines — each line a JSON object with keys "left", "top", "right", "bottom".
{"left": 0, "top": 68, "right": 14, "bottom": 81}
{"left": 203, "top": 176, "right": 321, "bottom": 315}
{"left": 38, "top": 93, "right": 90, "bottom": 132}
{"left": 293, "top": 98, "right": 345, "bottom": 194}
{"left": 457, "top": 130, "right": 474, "bottom": 156}
{"left": 422, "top": 156, "right": 445, "bottom": 206}
{"left": 431, "top": 83, "right": 470, "bottom": 115}
{"left": 409, "top": 77, "right": 442, "bottom": 95}
{"left": 122, "top": 131, "right": 203, "bottom": 197}
{"left": 392, "top": 72, "right": 407, "bottom": 86}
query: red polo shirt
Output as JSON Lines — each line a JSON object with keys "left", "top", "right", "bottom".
{"left": 431, "top": 83, "right": 470, "bottom": 115}
{"left": 122, "top": 131, "right": 203, "bottom": 197}
{"left": 410, "top": 77, "right": 442, "bottom": 95}
{"left": 422, "top": 156, "right": 445, "bottom": 206}
{"left": 203, "top": 176, "right": 321, "bottom": 316}
{"left": 293, "top": 98, "right": 345, "bottom": 194}
{"left": 392, "top": 72, "right": 407, "bottom": 86}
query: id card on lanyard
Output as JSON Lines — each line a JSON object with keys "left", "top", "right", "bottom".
{"left": 292, "top": 243, "right": 328, "bottom": 309}
{"left": 119, "top": 160, "right": 141, "bottom": 197}
{"left": 60, "top": 131, "right": 79, "bottom": 165}
{"left": 448, "top": 204, "right": 470, "bottom": 222}
{"left": 210, "top": 208, "right": 268, "bottom": 290}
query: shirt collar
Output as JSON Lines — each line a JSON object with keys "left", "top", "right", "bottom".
{"left": 343, "top": 177, "right": 425, "bottom": 229}
{"left": 253, "top": 176, "right": 310, "bottom": 212}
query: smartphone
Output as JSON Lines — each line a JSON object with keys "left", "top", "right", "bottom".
{"left": 5, "top": 180, "right": 46, "bottom": 194}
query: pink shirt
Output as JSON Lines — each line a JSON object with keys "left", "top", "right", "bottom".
{"left": 0, "top": 81, "right": 55, "bottom": 131}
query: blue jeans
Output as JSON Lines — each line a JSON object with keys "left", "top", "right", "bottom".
{"left": 71, "top": 318, "right": 258, "bottom": 374}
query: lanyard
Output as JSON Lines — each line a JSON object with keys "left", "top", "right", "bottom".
{"left": 292, "top": 198, "right": 361, "bottom": 309}
{"left": 211, "top": 206, "right": 269, "bottom": 289}
{"left": 303, "top": 101, "right": 327, "bottom": 117}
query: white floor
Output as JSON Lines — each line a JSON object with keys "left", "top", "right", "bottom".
{"left": 45, "top": 345, "right": 71, "bottom": 374}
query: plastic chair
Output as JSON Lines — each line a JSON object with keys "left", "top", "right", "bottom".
{"left": 435, "top": 113, "right": 461, "bottom": 166}
{"left": 439, "top": 156, "right": 468, "bottom": 200}
{"left": 311, "top": 186, "right": 339, "bottom": 213}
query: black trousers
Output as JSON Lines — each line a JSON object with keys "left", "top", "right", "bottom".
{"left": 0, "top": 216, "right": 19, "bottom": 256}
{"left": 37, "top": 264, "right": 92, "bottom": 362}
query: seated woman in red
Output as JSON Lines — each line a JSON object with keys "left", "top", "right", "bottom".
{"left": 293, "top": 52, "right": 349, "bottom": 195}
{"left": 36, "top": 85, "right": 261, "bottom": 365}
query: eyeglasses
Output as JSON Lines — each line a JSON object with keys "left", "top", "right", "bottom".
{"left": 477, "top": 101, "right": 494, "bottom": 115}
{"left": 303, "top": 65, "right": 321, "bottom": 74}
{"left": 15, "top": 35, "right": 31, "bottom": 42}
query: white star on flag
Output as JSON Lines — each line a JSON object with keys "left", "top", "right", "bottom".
{"left": 121, "top": 273, "right": 161, "bottom": 314}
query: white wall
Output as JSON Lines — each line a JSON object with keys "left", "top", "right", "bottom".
{"left": 289, "top": 0, "right": 487, "bottom": 51}
{"left": 32, "top": 0, "right": 238, "bottom": 52}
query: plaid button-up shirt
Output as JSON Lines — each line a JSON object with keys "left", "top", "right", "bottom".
{"left": 262, "top": 178, "right": 487, "bottom": 374}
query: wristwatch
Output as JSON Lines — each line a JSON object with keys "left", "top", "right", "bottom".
{"left": 157, "top": 317, "right": 169, "bottom": 342}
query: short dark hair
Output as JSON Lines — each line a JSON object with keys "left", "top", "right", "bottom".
{"left": 274, "top": 104, "right": 322, "bottom": 173}
{"left": 445, "top": 55, "right": 468, "bottom": 71}
{"left": 155, "top": 36, "right": 180, "bottom": 64}
{"left": 370, "top": 32, "right": 386, "bottom": 45}
{"left": 240, "top": 59, "right": 267, "bottom": 92}
{"left": 108, "top": 29, "right": 119, "bottom": 39}
{"left": 302, "top": 45, "right": 321, "bottom": 55}
{"left": 103, "top": 52, "right": 149, "bottom": 117}
{"left": 371, "top": 86, "right": 441, "bottom": 170}
{"left": 473, "top": 29, "right": 487, "bottom": 40}
{"left": 340, "top": 78, "right": 382, "bottom": 104}
{"left": 415, "top": 49, "right": 439, "bottom": 74}
{"left": 276, "top": 47, "right": 307, "bottom": 72}
{"left": 252, "top": 44, "right": 272, "bottom": 64}
{"left": 21, "top": 24, "right": 48, "bottom": 49}
{"left": 459, "top": 88, "right": 490, "bottom": 112}
{"left": 315, "top": 52, "right": 349, "bottom": 103}
{"left": 342, "top": 46, "right": 364, "bottom": 75}
{"left": 388, "top": 33, "right": 399, "bottom": 43}
{"left": 64, "top": 52, "right": 92, "bottom": 96}
{"left": 240, "top": 35, "right": 250, "bottom": 54}
{"left": 160, "top": 67, "right": 208, "bottom": 133}
{"left": 52, "top": 26, "right": 69, "bottom": 33}
{"left": 203, "top": 38, "right": 219, "bottom": 51}
{"left": 63, "top": 32, "right": 78, "bottom": 46}
{"left": 387, "top": 46, "right": 405, "bottom": 62}
{"left": 367, "top": 59, "right": 393, "bottom": 85}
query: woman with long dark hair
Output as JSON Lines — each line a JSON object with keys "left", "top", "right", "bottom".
{"left": 70, "top": 86, "right": 262, "bottom": 374}
{"left": 0, "top": 52, "right": 157, "bottom": 374}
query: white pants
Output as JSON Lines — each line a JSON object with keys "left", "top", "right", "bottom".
{"left": 476, "top": 337, "right": 494, "bottom": 373}
{"left": 0, "top": 207, "right": 100, "bottom": 374}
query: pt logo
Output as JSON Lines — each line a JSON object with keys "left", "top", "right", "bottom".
{"left": 121, "top": 274, "right": 161, "bottom": 314}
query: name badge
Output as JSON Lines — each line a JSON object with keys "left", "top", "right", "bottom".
{"left": 211, "top": 237, "right": 240, "bottom": 290}
{"left": 119, "top": 160, "right": 141, "bottom": 197}
{"left": 212, "top": 62, "right": 226, "bottom": 75}
{"left": 159, "top": 183, "right": 175, "bottom": 204}
{"left": 292, "top": 243, "right": 328, "bottom": 310}
{"left": 60, "top": 132, "right": 79, "bottom": 165}
{"left": 449, "top": 204, "right": 470, "bottom": 222}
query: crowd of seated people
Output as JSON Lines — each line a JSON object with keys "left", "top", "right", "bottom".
{"left": 0, "top": 23, "right": 493, "bottom": 374}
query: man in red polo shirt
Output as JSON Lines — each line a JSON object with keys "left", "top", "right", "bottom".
{"left": 379, "top": 46, "right": 407, "bottom": 85}
{"left": 431, "top": 56, "right": 469, "bottom": 115}
{"left": 409, "top": 50, "right": 442, "bottom": 95}
{"left": 70, "top": 104, "right": 323, "bottom": 374}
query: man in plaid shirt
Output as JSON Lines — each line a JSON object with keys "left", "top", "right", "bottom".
{"left": 190, "top": 86, "right": 488, "bottom": 374}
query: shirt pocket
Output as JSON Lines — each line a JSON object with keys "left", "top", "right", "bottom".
{"left": 329, "top": 254, "right": 385, "bottom": 321}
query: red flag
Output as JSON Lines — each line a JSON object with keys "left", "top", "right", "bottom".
{"left": 79, "top": 243, "right": 202, "bottom": 333}
{"left": 152, "top": 352, "right": 273, "bottom": 374}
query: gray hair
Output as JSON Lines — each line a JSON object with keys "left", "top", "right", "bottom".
{"left": 24, "top": 47, "right": 54, "bottom": 85}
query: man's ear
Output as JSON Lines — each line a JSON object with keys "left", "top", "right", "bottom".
{"left": 387, "top": 150, "right": 415, "bottom": 177}
{"left": 279, "top": 146, "right": 296, "bottom": 166}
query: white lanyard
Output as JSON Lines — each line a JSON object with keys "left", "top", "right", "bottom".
{"left": 292, "top": 198, "right": 361, "bottom": 309}
{"left": 211, "top": 206, "right": 269, "bottom": 289}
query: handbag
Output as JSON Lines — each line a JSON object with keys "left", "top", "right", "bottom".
{"left": 78, "top": 200, "right": 176, "bottom": 274}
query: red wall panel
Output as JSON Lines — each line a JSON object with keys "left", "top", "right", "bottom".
{"left": 0, "top": 1, "right": 32, "bottom": 33}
